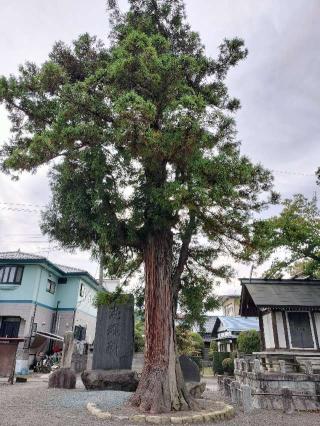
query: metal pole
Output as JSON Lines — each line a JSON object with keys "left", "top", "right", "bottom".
{"left": 99, "top": 252, "right": 104, "bottom": 287}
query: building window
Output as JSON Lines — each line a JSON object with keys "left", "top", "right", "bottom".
{"left": 47, "top": 279, "right": 56, "bottom": 294}
{"left": 0, "top": 265, "right": 24, "bottom": 284}
{"left": 0, "top": 317, "right": 21, "bottom": 338}
{"left": 74, "top": 325, "right": 86, "bottom": 341}
{"left": 80, "top": 283, "right": 85, "bottom": 297}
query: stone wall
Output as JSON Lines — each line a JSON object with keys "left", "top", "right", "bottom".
{"left": 234, "top": 358, "right": 320, "bottom": 411}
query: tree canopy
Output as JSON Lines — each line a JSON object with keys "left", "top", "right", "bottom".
{"left": 1, "top": 0, "right": 274, "bottom": 317}
{"left": 252, "top": 194, "right": 320, "bottom": 278}
{"left": 0, "top": 0, "right": 276, "bottom": 412}
{"left": 237, "top": 330, "right": 261, "bottom": 354}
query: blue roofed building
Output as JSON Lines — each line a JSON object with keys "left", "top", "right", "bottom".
{"left": 212, "top": 316, "right": 259, "bottom": 352}
{"left": 0, "top": 251, "right": 101, "bottom": 375}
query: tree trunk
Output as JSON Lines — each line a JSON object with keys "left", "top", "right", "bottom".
{"left": 130, "top": 231, "right": 195, "bottom": 413}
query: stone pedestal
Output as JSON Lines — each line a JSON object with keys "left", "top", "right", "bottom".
{"left": 81, "top": 369, "right": 138, "bottom": 391}
{"left": 48, "top": 367, "right": 76, "bottom": 389}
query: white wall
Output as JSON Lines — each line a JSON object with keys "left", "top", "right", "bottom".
{"left": 74, "top": 310, "right": 96, "bottom": 344}
{"left": 76, "top": 281, "right": 97, "bottom": 318}
{"left": 263, "top": 312, "right": 275, "bottom": 349}
{"left": 276, "top": 311, "right": 287, "bottom": 348}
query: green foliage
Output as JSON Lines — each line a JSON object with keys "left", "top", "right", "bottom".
{"left": 252, "top": 194, "right": 320, "bottom": 278}
{"left": 94, "top": 288, "right": 132, "bottom": 307}
{"left": 0, "top": 0, "right": 275, "bottom": 325}
{"left": 134, "top": 319, "right": 145, "bottom": 352}
{"left": 222, "top": 357, "right": 234, "bottom": 375}
{"left": 208, "top": 340, "right": 218, "bottom": 360}
{"left": 212, "top": 352, "right": 230, "bottom": 375}
{"left": 237, "top": 330, "right": 261, "bottom": 354}
{"left": 176, "top": 326, "right": 204, "bottom": 356}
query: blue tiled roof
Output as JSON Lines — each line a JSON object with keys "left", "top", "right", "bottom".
{"left": 202, "top": 316, "right": 217, "bottom": 333}
{"left": 218, "top": 316, "right": 259, "bottom": 332}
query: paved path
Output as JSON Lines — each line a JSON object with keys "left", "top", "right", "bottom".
{"left": 0, "top": 377, "right": 319, "bottom": 425}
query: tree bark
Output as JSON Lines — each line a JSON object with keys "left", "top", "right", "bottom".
{"left": 130, "top": 231, "right": 195, "bottom": 413}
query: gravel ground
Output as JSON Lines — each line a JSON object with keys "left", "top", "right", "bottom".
{"left": 0, "top": 377, "right": 319, "bottom": 426}
{"left": 45, "top": 388, "right": 131, "bottom": 410}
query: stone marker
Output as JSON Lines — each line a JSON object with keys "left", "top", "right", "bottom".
{"left": 61, "top": 331, "right": 74, "bottom": 368}
{"left": 230, "top": 381, "right": 238, "bottom": 404}
{"left": 81, "top": 369, "right": 139, "bottom": 391}
{"left": 179, "top": 355, "right": 200, "bottom": 383}
{"left": 48, "top": 331, "right": 76, "bottom": 389}
{"left": 253, "top": 359, "right": 261, "bottom": 374}
{"left": 92, "top": 299, "right": 134, "bottom": 370}
{"left": 281, "top": 387, "right": 294, "bottom": 414}
{"left": 241, "top": 384, "right": 253, "bottom": 413}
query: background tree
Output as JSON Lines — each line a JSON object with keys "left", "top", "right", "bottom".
{"left": 252, "top": 194, "right": 320, "bottom": 278}
{"left": 176, "top": 326, "right": 204, "bottom": 357}
{"left": 0, "top": 0, "right": 275, "bottom": 413}
{"left": 237, "top": 330, "right": 261, "bottom": 354}
{"left": 208, "top": 340, "right": 218, "bottom": 360}
{"left": 134, "top": 319, "right": 145, "bottom": 353}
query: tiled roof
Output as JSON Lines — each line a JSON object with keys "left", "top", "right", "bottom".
{"left": 202, "top": 316, "right": 217, "bottom": 333}
{"left": 0, "top": 251, "right": 46, "bottom": 261}
{"left": 241, "top": 278, "right": 320, "bottom": 308}
{"left": 0, "top": 251, "right": 99, "bottom": 287}
{"left": 54, "top": 263, "right": 86, "bottom": 274}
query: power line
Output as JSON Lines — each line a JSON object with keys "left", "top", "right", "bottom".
{"left": 0, "top": 202, "right": 46, "bottom": 208}
{"left": 271, "top": 169, "right": 316, "bottom": 177}
{"left": 0, "top": 207, "right": 42, "bottom": 213}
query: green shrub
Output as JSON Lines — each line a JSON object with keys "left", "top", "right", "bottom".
{"left": 94, "top": 288, "right": 133, "bottom": 307}
{"left": 176, "top": 326, "right": 204, "bottom": 357}
{"left": 212, "top": 352, "right": 230, "bottom": 375}
{"left": 237, "top": 330, "right": 261, "bottom": 354}
{"left": 222, "top": 357, "right": 234, "bottom": 375}
{"left": 134, "top": 320, "right": 145, "bottom": 352}
{"left": 208, "top": 340, "right": 218, "bottom": 360}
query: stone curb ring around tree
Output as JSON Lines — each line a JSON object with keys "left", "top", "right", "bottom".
{"left": 86, "top": 401, "right": 235, "bottom": 424}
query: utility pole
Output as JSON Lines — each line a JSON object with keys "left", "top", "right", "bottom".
{"left": 99, "top": 252, "right": 104, "bottom": 287}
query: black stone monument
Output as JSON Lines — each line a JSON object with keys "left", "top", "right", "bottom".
{"left": 179, "top": 355, "right": 201, "bottom": 383}
{"left": 92, "top": 298, "right": 134, "bottom": 370}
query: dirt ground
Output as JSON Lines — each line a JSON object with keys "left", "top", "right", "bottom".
{"left": 0, "top": 376, "right": 319, "bottom": 426}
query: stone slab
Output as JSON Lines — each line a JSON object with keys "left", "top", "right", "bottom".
{"left": 93, "top": 302, "right": 134, "bottom": 370}
{"left": 179, "top": 355, "right": 200, "bottom": 383}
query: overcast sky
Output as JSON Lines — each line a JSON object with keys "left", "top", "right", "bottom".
{"left": 0, "top": 0, "right": 319, "bottom": 292}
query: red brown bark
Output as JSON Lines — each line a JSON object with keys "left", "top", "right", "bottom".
{"left": 130, "top": 231, "right": 195, "bottom": 413}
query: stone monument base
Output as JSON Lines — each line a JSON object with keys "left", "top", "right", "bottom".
{"left": 81, "top": 369, "right": 139, "bottom": 392}
{"left": 48, "top": 367, "right": 76, "bottom": 389}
